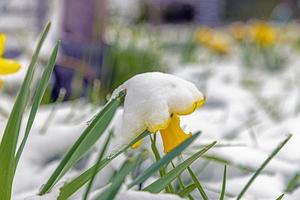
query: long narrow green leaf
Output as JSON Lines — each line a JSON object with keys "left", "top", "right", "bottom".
{"left": 285, "top": 172, "right": 300, "bottom": 192}
{"left": 275, "top": 193, "right": 285, "bottom": 200}
{"left": 58, "top": 131, "right": 151, "bottom": 200}
{"left": 129, "top": 131, "right": 201, "bottom": 188}
{"left": 94, "top": 153, "right": 147, "bottom": 200}
{"left": 149, "top": 134, "right": 173, "bottom": 193}
{"left": 220, "top": 165, "right": 227, "bottom": 200}
{"left": 15, "top": 41, "right": 59, "bottom": 165}
{"left": 0, "top": 22, "right": 51, "bottom": 200}
{"left": 39, "top": 91, "right": 125, "bottom": 194}
{"left": 178, "top": 184, "right": 196, "bottom": 197}
{"left": 83, "top": 131, "right": 113, "bottom": 200}
{"left": 187, "top": 166, "right": 208, "bottom": 200}
{"left": 237, "top": 134, "right": 292, "bottom": 200}
{"left": 144, "top": 141, "right": 217, "bottom": 193}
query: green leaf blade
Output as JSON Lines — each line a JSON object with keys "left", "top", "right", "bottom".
{"left": 15, "top": 41, "right": 60, "bottom": 165}
{"left": 94, "top": 153, "right": 146, "bottom": 200}
{"left": 0, "top": 22, "right": 51, "bottom": 200}
{"left": 39, "top": 92, "right": 125, "bottom": 194}
{"left": 143, "top": 141, "right": 217, "bottom": 193}
{"left": 187, "top": 166, "right": 208, "bottom": 200}
{"left": 129, "top": 131, "right": 201, "bottom": 188}
{"left": 237, "top": 134, "right": 292, "bottom": 200}
{"left": 219, "top": 165, "right": 227, "bottom": 200}
{"left": 58, "top": 131, "right": 151, "bottom": 200}
{"left": 178, "top": 184, "right": 196, "bottom": 197}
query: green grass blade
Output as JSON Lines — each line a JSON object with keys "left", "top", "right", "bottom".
{"left": 0, "top": 22, "right": 51, "bottom": 200}
{"left": 178, "top": 184, "right": 196, "bottom": 197}
{"left": 39, "top": 91, "right": 125, "bottom": 194}
{"left": 94, "top": 153, "right": 147, "bottom": 200}
{"left": 83, "top": 131, "right": 113, "bottom": 200}
{"left": 149, "top": 134, "right": 173, "bottom": 193}
{"left": 285, "top": 172, "right": 300, "bottom": 193}
{"left": 58, "top": 131, "right": 151, "bottom": 200}
{"left": 187, "top": 166, "right": 208, "bottom": 200}
{"left": 237, "top": 134, "right": 292, "bottom": 200}
{"left": 129, "top": 131, "right": 201, "bottom": 188}
{"left": 15, "top": 41, "right": 59, "bottom": 165}
{"left": 220, "top": 165, "right": 227, "bottom": 200}
{"left": 275, "top": 193, "right": 285, "bottom": 200}
{"left": 143, "top": 141, "right": 217, "bottom": 193}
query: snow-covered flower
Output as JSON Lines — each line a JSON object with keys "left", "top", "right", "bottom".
{"left": 0, "top": 33, "right": 21, "bottom": 88}
{"left": 112, "top": 72, "right": 205, "bottom": 153}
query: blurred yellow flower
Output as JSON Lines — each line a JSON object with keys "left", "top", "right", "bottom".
{"left": 196, "top": 27, "right": 214, "bottom": 46}
{"left": 230, "top": 23, "right": 247, "bottom": 42}
{"left": 196, "top": 27, "right": 230, "bottom": 55}
{"left": 0, "top": 34, "right": 21, "bottom": 88}
{"left": 249, "top": 22, "right": 276, "bottom": 47}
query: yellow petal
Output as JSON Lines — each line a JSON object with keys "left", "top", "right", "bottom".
{"left": 159, "top": 114, "right": 191, "bottom": 153}
{"left": 0, "top": 58, "right": 21, "bottom": 75}
{"left": 0, "top": 34, "right": 5, "bottom": 57}
{"left": 0, "top": 79, "right": 3, "bottom": 89}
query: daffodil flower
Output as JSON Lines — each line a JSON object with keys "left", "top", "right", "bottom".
{"left": 249, "top": 22, "right": 276, "bottom": 47}
{"left": 112, "top": 72, "right": 205, "bottom": 153}
{"left": 230, "top": 23, "right": 247, "bottom": 42}
{"left": 196, "top": 27, "right": 230, "bottom": 55}
{"left": 0, "top": 34, "right": 21, "bottom": 88}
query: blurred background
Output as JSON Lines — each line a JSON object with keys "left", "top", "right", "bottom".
{"left": 1, "top": 0, "right": 300, "bottom": 103}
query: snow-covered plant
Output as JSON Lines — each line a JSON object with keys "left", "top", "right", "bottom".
{"left": 0, "top": 23, "right": 293, "bottom": 200}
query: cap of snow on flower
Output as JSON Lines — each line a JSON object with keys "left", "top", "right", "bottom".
{"left": 112, "top": 72, "right": 205, "bottom": 153}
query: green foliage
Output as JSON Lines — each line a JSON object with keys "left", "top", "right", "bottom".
{"left": 0, "top": 22, "right": 52, "bottom": 200}
{"left": 219, "top": 165, "right": 227, "bottom": 200}
{"left": 285, "top": 172, "right": 300, "bottom": 193}
{"left": 237, "top": 134, "right": 292, "bottom": 200}
{"left": 187, "top": 166, "right": 208, "bottom": 200}
{"left": 276, "top": 193, "right": 285, "bottom": 200}
{"left": 129, "top": 132, "right": 202, "bottom": 188}
{"left": 39, "top": 91, "right": 125, "bottom": 194}
{"left": 144, "top": 141, "right": 216, "bottom": 193}
{"left": 178, "top": 184, "right": 197, "bottom": 197}
{"left": 94, "top": 152, "right": 147, "bottom": 200}
{"left": 16, "top": 42, "right": 59, "bottom": 165}
{"left": 83, "top": 132, "right": 113, "bottom": 200}
{"left": 57, "top": 131, "right": 151, "bottom": 200}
